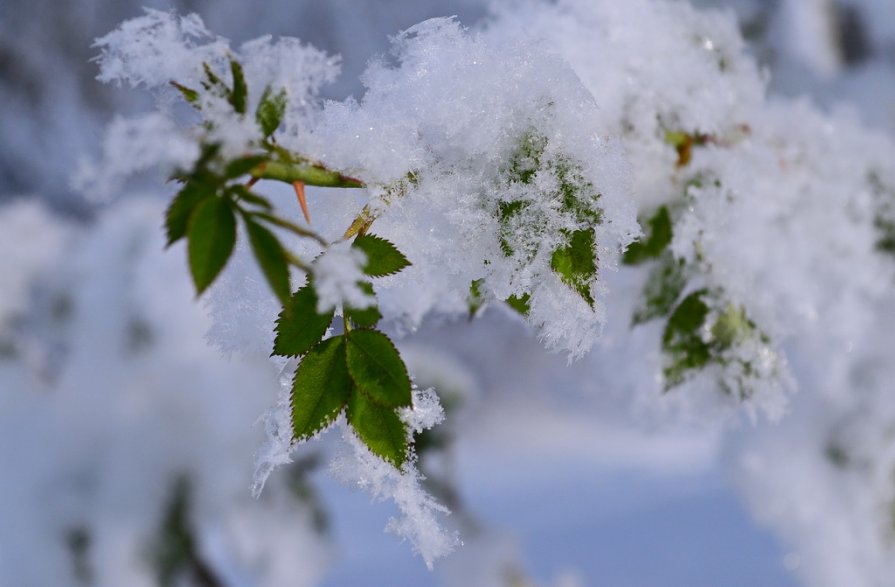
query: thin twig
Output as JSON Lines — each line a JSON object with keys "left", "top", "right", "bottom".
{"left": 251, "top": 211, "right": 329, "bottom": 248}
{"left": 284, "top": 250, "right": 312, "bottom": 272}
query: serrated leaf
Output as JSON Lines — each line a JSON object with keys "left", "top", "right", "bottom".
{"left": 165, "top": 181, "right": 214, "bottom": 246}
{"left": 347, "top": 389, "right": 408, "bottom": 468}
{"left": 351, "top": 234, "right": 410, "bottom": 277}
{"left": 623, "top": 206, "right": 673, "bottom": 265}
{"left": 662, "top": 289, "right": 711, "bottom": 388}
{"left": 550, "top": 228, "right": 597, "bottom": 306}
{"left": 632, "top": 252, "right": 686, "bottom": 325}
{"left": 345, "top": 282, "right": 381, "bottom": 327}
{"left": 291, "top": 336, "right": 351, "bottom": 440}
{"left": 345, "top": 330, "right": 411, "bottom": 408}
{"left": 505, "top": 292, "right": 531, "bottom": 316}
{"left": 244, "top": 215, "right": 291, "bottom": 306}
{"left": 187, "top": 197, "right": 236, "bottom": 295}
{"left": 224, "top": 155, "right": 266, "bottom": 179}
{"left": 229, "top": 58, "right": 247, "bottom": 114}
{"left": 273, "top": 284, "right": 334, "bottom": 357}
{"left": 256, "top": 85, "right": 287, "bottom": 137}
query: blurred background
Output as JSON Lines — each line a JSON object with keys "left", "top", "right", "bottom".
{"left": 1, "top": 1, "right": 894, "bottom": 586}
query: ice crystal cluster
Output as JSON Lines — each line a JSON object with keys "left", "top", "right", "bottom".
{"left": 3, "top": 0, "right": 895, "bottom": 585}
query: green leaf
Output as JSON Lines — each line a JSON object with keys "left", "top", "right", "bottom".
{"left": 229, "top": 58, "right": 248, "bottom": 115}
{"left": 352, "top": 234, "right": 410, "bottom": 277}
{"left": 345, "top": 330, "right": 411, "bottom": 408}
{"left": 662, "top": 289, "right": 712, "bottom": 388}
{"left": 623, "top": 206, "right": 673, "bottom": 265}
{"left": 244, "top": 215, "right": 291, "bottom": 306}
{"left": 505, "top": 292, "right": 531, "bottom": 316}
{"left": 345, "top": 282, "right": 382, "bottom": 327}
{"left": 165, "top": 181, "right": 214, "bottom": 246}
{"left": 151, "top": 477, "right": 198, "bottom": 587}
{"left": 550, "top": 228, "right": 597, "bottom": 306}
{"left": 224, "top": 155, "right": 266, "bottom": 179}
{"left": 256, "top": 86, "right": 288, "bottom": 137}
{"left": 201, "top": 62, "right": 227, "bottom": 96}
{"left": 187, "top": 197, "right": 237, "bottom": 295}
{"left": 711, "top": 303, "right": 757, "bottom": 349}
{"left": 273, "top": 283, "right": 334, "bottom": 357}
{"left": 169, "top": 81, "right": 199, "bottom": 106}
{"left": 226, "top": 185, "right": 272, "bottom": 210}
{"left": 468, "top": 278, "right": 485, "bottom": 318}
{"left": 347, "top": 388, "right": 408, "bottom": 468}
{"left": 632, "top": 252, "right": 686, "bottom": 325}
{"left": 291, "top": 336, "right": 351, "bottom": 440}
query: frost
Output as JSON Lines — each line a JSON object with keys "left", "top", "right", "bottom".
{"left": 330, "top": 385, "right": 459, "bottom": 570}
{"left": 251, "top": 358, "right": 299, "bottom": 498}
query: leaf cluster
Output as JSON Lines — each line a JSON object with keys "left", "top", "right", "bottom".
{"left": 165, "top": 60, "right": 421, "bottom": 466}
{"left": 623, "top": 205, "right": 770, "bottom": 393}
{"left": 272, "top": 237, "right": 412, "bottom": 468}
{"left": 492, "top": 131, "right": 603, "bottom": 312}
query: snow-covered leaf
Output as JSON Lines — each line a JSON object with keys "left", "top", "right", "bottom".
{"left": 256, "top": 86, "right": 287, "bottom": 137}
{"left": 352, "top": 234, "right": 410, "bottom": 277}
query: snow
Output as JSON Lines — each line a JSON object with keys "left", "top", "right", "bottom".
{"left": 312, "top": 242, "right": 373, "bottom": 313}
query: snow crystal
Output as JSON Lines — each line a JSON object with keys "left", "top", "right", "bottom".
{"left": 311, "top": 241, "right": 374, "bottom": 313}
{"left": 93, "top": 9, "right": 228, "bottom": 90}
{"left": 400, "top": 386, "right": 446, "bottom": 433}
{"left": 238, "top": 35, "right": 340, "bottom": 113}
{"left": 309, "top": 16, "right": 638, "bottom": 355}
{"left": 252, "top": 358, "right": 300, "bottom": 498}
{"left": 330, "top": 400, "right": 459, "bottom": 569}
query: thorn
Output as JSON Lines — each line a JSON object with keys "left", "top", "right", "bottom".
{"left": 245, "top": 176, "right": 260, "bottom": 189}
{"left": 293, "top": 181, "right": 310, "bottom": 224}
